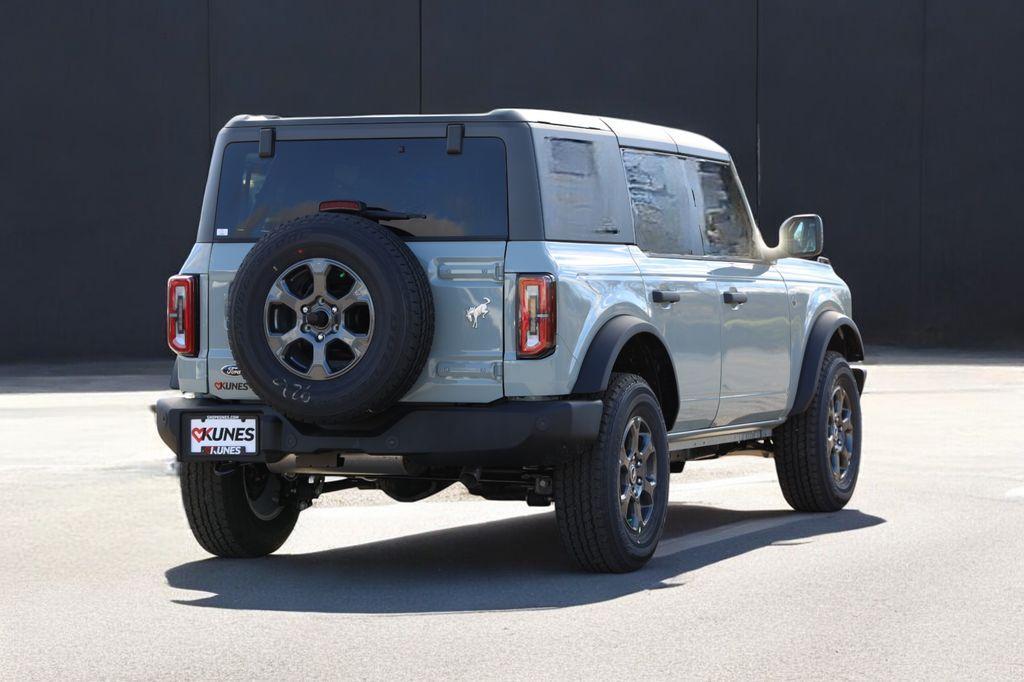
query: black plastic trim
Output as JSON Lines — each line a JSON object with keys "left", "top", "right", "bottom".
{"left": 572, "top": 315, "right": 671, "bottom": 394}
{"left": 156, "top": 397, "right": 603, "bottom": 467}
{"left": 258, "top": 127, "right": 275, "bottom": 157}
{"left": 852, "top": 368, "right": 867, "bottom": 395}
{"left": 789, "top": 311, "right": 866, "bottom": 416}
{"left": 446, "top": 123, "right": 464, "bottom": 154}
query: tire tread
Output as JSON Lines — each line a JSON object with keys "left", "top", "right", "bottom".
{"left": 774, "top": 350, "right": 855, "bottom": 512}
{"left": 226, "top": 213, "right": 434, "bottom": 424}
{"left": 554, "top": 373, "right": 665, "bottom": 573}
{"left": 180, "top": 462, "right": 297, "bottom": 558}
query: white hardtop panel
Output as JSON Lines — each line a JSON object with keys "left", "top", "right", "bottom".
{"left": 600, "top": 116, "right": 677, "bottom": 153}
{"left": 593, "top": 116, "right": 730, "bottom": 161}
{"left": 224, "top": 109, "right": 611, "bottom": 130}
{"left": 666, "top": 128, "right": 729, "bottom": 161}
{"left": 224, "top": 108, "right": 730, "bottom": 160}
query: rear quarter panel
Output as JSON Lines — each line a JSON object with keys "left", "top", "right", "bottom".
{"left": 503, "top": 242, "right": 648, "bottom": 397}
{"left": 175, "top": 243, "right": 212, "bottom": 394}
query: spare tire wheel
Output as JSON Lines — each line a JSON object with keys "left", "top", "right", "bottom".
{"left": 227, "top": 212, "right": 434, "bottom": 424}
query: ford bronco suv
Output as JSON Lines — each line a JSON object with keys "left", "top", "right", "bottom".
{"left": 156, "top": 109, "right": 865, "bottom": 573}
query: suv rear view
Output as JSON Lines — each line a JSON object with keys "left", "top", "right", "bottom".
{"left": 158, "top": 110, "right": 864, "bottom": 573}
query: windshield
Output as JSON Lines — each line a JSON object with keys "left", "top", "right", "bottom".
{"left": 214, "top": 137, "right": 508, "bottom": 240}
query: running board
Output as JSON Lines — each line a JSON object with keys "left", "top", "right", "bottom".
{"left": 667, "top": 422, "right": 777, "bottom": 452}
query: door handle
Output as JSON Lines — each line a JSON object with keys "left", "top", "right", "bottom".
{"left": 652, "top": 290, "right": 681, "bottom": 304}
{"left": 723, "top": 291, "right": 748, "bottom": 306}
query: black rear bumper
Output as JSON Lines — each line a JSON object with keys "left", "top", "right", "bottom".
{"left": 155, "top": 396, "right": 602, "bottom": 468}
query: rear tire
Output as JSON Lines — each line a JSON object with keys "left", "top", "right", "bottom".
{"left": 554, "top": 373, "right": 670, "bottom": 573}
{"left": 774, "top": 351, "right": 862, "bottom": 512}
{"left": 180, "top": 462, "right": 299, "bottom": 558}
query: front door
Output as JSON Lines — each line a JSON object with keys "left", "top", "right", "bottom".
{"left": 689, "top": 158, "right": 791, "bottom": 426}
{"left": 709, "top": 262, "right": 791, "bottom": 425}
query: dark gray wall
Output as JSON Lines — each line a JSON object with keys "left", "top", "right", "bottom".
{"left": 421, "top": 1, "right": 759, "bottom": 205}
{"left": 1, "top": 0, "right": 1021, "bottom": 361}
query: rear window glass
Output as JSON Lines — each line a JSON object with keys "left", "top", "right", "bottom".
{"left": 214, "top": 137, "right": 508, "bottom": 240}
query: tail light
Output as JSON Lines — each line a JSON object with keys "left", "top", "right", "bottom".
{"left": 167, "top": 275, "right": 198, "bottom": 356}
{"left": 517, "top": 274, "right": 556, "bottom": 358}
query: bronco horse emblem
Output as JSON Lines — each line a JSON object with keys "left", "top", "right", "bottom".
{"left": 465, "top": 297, "right": 491, "bottom": 328}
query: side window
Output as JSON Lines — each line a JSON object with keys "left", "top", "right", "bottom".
{"left": 622, "top": 149, "right": 703, "bottom": 257}
{"left": 692, "top": 160, "right": 756, "bottom": 259}
{"left": 536, "top": 133, "right": 629, "bottom": 243}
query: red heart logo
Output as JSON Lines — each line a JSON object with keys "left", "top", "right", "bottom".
{"left": 191, "top": 427, "right": 207, "bottom": 442}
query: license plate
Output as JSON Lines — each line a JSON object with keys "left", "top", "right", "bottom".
{"left": 188, "top": 415, "right": 258, "bottom": 456}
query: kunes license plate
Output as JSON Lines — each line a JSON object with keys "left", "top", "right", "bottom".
{"left": 189, "top": 415, "right": 258, "bottom": 456}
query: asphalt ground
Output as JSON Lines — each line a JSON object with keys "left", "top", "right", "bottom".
{"left": 1, "top": 350, "right": 1021, "bottom": 679}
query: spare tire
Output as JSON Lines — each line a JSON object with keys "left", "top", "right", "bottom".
{"left": 227, "top": 212, "right": 434, "bottom": 424}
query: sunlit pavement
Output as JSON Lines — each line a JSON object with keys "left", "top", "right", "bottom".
{"left": 1, "top": 351, "right": 1022, "bottom": 679}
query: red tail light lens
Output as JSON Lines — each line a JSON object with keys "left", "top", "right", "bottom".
{"left": 319, "top": 199, "right": 365, "bottom": 213}
{"left": 517, "top": 274, "right": 556, "bottom": 358}
{"left": 167, "top": 275, "right": 198, "bottom": 356}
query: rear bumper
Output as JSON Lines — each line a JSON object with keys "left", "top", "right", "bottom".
{"left": 155, "top": 397, "right": 602, "bottom": 468}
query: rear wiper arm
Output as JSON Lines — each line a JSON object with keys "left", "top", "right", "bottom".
{"left": 319, "top": 199, "right": 425, "bottom": 221}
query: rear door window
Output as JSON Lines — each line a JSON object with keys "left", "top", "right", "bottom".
{"left": 214, "top": 137, "right": 508, "bottom": 240}
{"left": 622, "top": 149, "right": 703, "bottom": 257}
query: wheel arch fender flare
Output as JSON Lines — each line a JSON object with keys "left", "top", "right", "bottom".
{"left": 789, "top": 310, "right": 865, "bottom": 417}
{"left": 572, "top": 315, "right": 679, "bottom": 425}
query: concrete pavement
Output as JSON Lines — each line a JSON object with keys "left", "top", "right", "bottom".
{"left": 0, "top": 352, "right": 1022, "bottom": 679}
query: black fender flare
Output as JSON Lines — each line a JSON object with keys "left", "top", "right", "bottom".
{"left": 573, "top": 315, "right": 672, "bottom": 394}
{"left": 789, "top": 310, "right": 865, "bottom": 416}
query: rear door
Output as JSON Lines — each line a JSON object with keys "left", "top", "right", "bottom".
{"left": 204, "top": 127, "right": 509, "bottom": 403}
{"left": 622, "top": 149, "right": 722, "bottom": 431}
{"left": 690, "top": 159, "right": 791, "bottom": 425}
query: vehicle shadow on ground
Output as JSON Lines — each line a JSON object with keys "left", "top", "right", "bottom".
{"left": 165, "top": 504, "right": 884, "bottom": 614}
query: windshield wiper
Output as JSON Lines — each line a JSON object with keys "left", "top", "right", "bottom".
{"left": 318, "top": 199, "right": 425, "bottom": 221}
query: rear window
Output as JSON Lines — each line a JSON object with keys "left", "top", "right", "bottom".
{"left": 214, "top": 137, "right": 508, "bottom": 240}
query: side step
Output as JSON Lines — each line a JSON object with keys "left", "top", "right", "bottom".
{"left": 667, "top": 422, "right": 776, "bottom": 452}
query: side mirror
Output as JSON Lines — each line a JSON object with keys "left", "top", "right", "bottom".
{"left": 779, "top": 214, "right": 823, "bottom": 258}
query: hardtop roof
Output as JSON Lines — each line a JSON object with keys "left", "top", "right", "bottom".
{"left": 225, "top": 109, "right": 730, "bottom": 161}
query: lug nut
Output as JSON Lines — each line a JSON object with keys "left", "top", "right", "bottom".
{"left": 301, "top": 306, "right": 309, "bottom": 313}
{"left": 331, "top": 306, "right": 338, "bottom": 313}
{"left": 317, "top": 333, "right": 324, "bottom": 341}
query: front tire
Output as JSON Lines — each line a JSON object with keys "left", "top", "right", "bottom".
{"left": 774, "top": 351, "right": 862, "bottom": 512}
{"left": 554, "top": 373, "right": 670, "bottom": 573}
{"left": 180, "top": 462, "right": 299, "bottom": 558}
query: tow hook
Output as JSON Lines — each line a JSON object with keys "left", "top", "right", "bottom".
{"left": 283, "top": 474, "right": 325, "bottom": 510}
{"left": 526, "top": 476, "right": 553, "bottom": 507}
{"left": 213, "top": 462, "right": 239, "bottom": 477}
